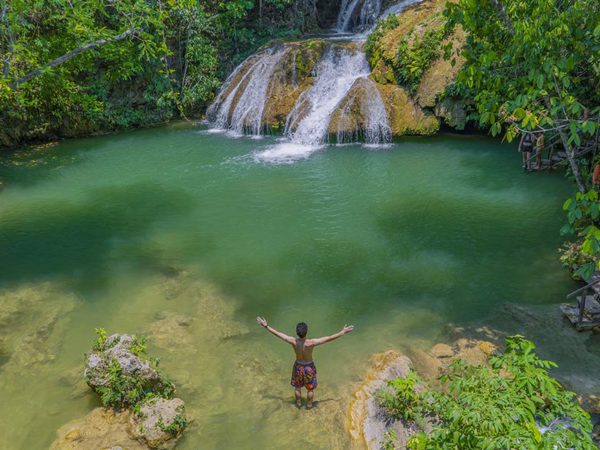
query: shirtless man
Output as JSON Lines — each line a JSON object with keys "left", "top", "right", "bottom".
{"left": 256, "top": 317, "right": 354, "bottom": 409}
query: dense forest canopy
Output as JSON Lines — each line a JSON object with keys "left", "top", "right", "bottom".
{"left": 0, "top": 0, "right": 336, "bottom": 147}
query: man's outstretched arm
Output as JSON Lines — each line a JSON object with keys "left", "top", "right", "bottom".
{"left": 256, "top": 316, "right": 295, "bottom": 344}
{"left": 308, "top": 324, "right": 354, "bottom": 347}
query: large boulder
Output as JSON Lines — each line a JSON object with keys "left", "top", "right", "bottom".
{"left": 84, "top": 333, "right": 174, "bottom": 408}
{"left": 130, "top": 398, "right": 187, "bottom": 449}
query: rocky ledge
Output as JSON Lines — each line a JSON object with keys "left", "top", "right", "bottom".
{"left": 348, "top": 339, "right": 496, "bottom": 449}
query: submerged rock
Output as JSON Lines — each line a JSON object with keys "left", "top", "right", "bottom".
{"left": 130, "top": 398, "right": 187, "bottom": 449}
{"left": 0, "top": 281, "right": 78, "bottom": 375}
{"left": 50, "top": 407, "right": 145, "bottom": 450}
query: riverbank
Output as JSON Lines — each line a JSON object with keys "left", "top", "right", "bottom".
{"left": 348, "top": 330, "right": 600, "bottom": 449}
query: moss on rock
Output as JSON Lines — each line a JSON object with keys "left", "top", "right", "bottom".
{"left": 376, "top": 84, "right": 440, "bottom": 135}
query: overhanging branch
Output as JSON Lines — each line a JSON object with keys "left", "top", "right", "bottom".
{"left": 8, "top": 28, "right": 136, "bottom": 89}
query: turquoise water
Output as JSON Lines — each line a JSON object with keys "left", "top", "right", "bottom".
{"left": 0, "top": 123, "right": 577, "bottom": 449}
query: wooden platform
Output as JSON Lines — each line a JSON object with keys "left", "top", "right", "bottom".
{"left": 561, "top": 272, "right": 600, "bottom": 331}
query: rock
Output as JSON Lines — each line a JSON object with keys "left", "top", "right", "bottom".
{"left": 0, "top": 281, "right": 78, "bottom": 374}
{"left": 50, "top": 407, "right": 145, "bottom": 450}
{"left": 434, "top": 97, "right": 468, "bottom": 130}
{"left": 498, "top": 303, "right": 600, "bottom": 414}
{"left": 129, "top": 398, "right": 187, "bottom": 449}
{"left": 416, "top": 28, "right": 466, "bottom": 109}
{"left": 430, "top": 343, "right": 453, "bottom": 359}
{"left": 262, "top": 40, "right": 325, "bottom": 130}
{"left": 410, "top": 339, "right": 497, "bottom": 381}
{"left": 376, "top": 84, "right": 440, "bottom": 136}
{"left": 348, "top": 351, "right": 416, "bottom": 450}
{"left": 84, "top": 334, "right": 174, "bottom": 407}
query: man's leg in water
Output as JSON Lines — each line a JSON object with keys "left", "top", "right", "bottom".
{"left": 294, "top": 388, "right": 302, "bottom": 407}
{"left": 307, "top": 390, "right": 314, "bottom": 408}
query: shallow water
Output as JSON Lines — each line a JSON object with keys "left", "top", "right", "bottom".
{"left": 0, "top": 123, "right": 582, "bottom": 449}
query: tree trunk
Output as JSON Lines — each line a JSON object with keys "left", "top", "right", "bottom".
{"left": 1, "top": 2, "right": 11, "bottom": 78}
{"left": 9, "top": 28, "right": 135, "bottom": 89}
{"left": 557, "top": 127, "right": 587, "bottom": 193}
{"left": 490, "top": 0, "right": 515, "bottom": 36}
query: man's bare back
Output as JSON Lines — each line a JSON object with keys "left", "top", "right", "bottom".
{"left": 256, "top": 317, "right": 354, "bottom": 408}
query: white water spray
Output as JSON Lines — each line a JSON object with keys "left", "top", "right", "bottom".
{"left": 285, "top": 47, "right": 370, "bottom": 146}
{"left": 337, "top": 0, "right": 383, "bottom": 32}
{"left": 335, "top": 78, "right": 391, "bottom": 145}
{"left": 207, "top": 48, "right": 286, "bottom": 135}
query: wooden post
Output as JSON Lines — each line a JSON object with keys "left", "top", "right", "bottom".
{"left": 577, "top": 293, "right": 587, "bottom": 329}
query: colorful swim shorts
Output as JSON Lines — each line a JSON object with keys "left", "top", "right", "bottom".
{"left": 291, "top": 361, "right": 317, "bottom": 391}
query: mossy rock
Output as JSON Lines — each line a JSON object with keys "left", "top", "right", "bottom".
{"left": 376, "top": 84, "right": 440, "bottom": 136}
{"left": 130, "top": 397, "right": 187, "bottom": 449}
{"left": 84, "top": 333, "right": 175, "bottom": 408}
{"left": 416, "top": 27, "right": 466, "bottom": 108}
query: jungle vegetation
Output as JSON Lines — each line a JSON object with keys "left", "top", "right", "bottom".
{"left": 0, "top": 0, "right": 324, "bottom": 147}
{"left": 379, "top": 336, "right": 596, "bottom": 449}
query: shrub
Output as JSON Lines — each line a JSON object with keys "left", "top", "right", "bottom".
{"left": 378, "top": 336, "right": 595, "bottom": 449}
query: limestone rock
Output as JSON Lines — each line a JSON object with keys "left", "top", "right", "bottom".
{"left": 434, "top": 97, "right": 468, "bottom": 130}
{"left": 376, "top": 84, "right": 440, "bottom": 135}
{"left": 129, "top": 398, "right": 187, "bottom": 449}
{"left": 416, "top": 28, "right": 466, "bottom": 109}
{"left": 348, "top": 351, "right": 416, "bottom": 450}
{"left": 84, "top": 334, "right": 173, "bottom": 407}
{"left": 430, "top": 343, "right": 453, "bottom": 359}
{"left": 0, "top": 281, "right": 78, "bottom": 374}
{"left": 50, "top": 407, "right": 145, "bottom": 450}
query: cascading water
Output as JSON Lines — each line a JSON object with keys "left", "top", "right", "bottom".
{"left": 336, "top": 0, "right": 382, "bottom": 33}
{"left": 207, "top": 48, "right": 286, "bottom": 135}
{"left": 206, "top": 0, "right": 428, "bottom": 162}
{"left": 285, "top": 47, "right": 371, "bottom": 146}
{"left": 335, "top": 78, "right": 392, "bottom": 145}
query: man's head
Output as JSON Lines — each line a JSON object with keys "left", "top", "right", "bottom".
{"left": 296, "top": 322, "right": 308, "bottom": 338}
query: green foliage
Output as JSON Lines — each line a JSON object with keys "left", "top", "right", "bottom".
{"left": 365, "top": 15, "right": 404, "bottom": 83}
{"left": 366, "top": 15, "right": 446, "bottom": 92}
{"left": 378, "top": 369, "right": 423, "bottom": 421}
{"left": 0, "top": 0, "right": 317, "bottom": 148}
{"left": 382, "top": 429, "right": 399, "bottom": 450}
{"left": 93, "top": 327, "right": 108, "bottom": 351}
{"left": 444, "top": 0, "right": 600, "bottom": 146}
{"left": 560, "top": 190, "right": 600, "bottom": 279}
{"left": 395, "top": 27, "right": 446, "bottom": 92}
{"left": 378, "top": 336, "right": 595, "bottom": 449}
{"left": 158, "top": 413, "right": 188, "bottom": 437}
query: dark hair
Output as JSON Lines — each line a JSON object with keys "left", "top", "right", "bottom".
{"left": 296, "top": 322, "right": 308, "bottom": 338}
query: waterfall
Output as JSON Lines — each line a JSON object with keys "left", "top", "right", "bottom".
{"left": 285, "top": 46, "right": 371, "bottom": 146}
{"left": 335, "top": 78, "right": 391, "bottom": 145}
{"left": 206, "top": 48, "right": 286, "bottom": 135}
{"left": 206, "top": 0, "right": 430, "bottom": 162}
{"left": 336, "top": 0, "right": 382, "bottom": 32}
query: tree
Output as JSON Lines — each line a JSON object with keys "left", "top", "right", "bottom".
{"left": 445, "top": 0, "right": 600, "bottom": 192}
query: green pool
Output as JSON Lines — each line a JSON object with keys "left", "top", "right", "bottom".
{"left": 0, "top": 123, "right": 579, "bottom": 449}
